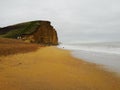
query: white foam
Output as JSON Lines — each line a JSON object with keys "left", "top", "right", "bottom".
{"left": 58, "top": 43, "right": 120, "bottom": 75}
{"left": 58, "top": 43, "right": 120, "bottom": 54}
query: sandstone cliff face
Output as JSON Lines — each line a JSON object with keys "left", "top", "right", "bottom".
{"left": 30, "top": 21, "right": 58, "bottom": 45}
{"left": 0, "top": 21, "right": 58, "bottom": 45}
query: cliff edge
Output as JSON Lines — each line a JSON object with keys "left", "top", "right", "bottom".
{"left": 0, "top": 20, "right": 58, "bottom": 45}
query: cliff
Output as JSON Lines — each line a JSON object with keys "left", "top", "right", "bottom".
{"left": 0, "top": 20, "right": 58, "bottom": 45}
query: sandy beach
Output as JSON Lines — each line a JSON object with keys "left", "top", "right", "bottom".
{"left": 0, "top": 46, "right": 120, "bottom": 90}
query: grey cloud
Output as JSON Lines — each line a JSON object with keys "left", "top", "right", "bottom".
{"left": 0, "top": 0, "right": 120, "bottom": 42}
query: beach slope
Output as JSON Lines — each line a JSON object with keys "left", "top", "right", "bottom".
{"left": 0, "top": 47, "right": 120, "bottom": 90}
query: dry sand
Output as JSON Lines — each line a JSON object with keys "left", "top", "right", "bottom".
{"left": 0, "top": 47, "right": 120, "bottom": 90}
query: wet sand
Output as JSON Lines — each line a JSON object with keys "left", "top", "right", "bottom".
{"left": 0, "top": 47, "right": 120, "bottom": 90}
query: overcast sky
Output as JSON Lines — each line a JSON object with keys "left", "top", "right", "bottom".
{"left": 0, "top": 0, "right": 120, "bottom": 43}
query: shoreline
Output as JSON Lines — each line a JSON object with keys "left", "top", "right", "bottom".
{"left": 0, "top": 46, "right": 120, "bottom": 90}
{"left": 58, "top": 45, "right": 120, "bottom": 76}
{"left": 72, "top": 50, "right": 120, "bottom": 76}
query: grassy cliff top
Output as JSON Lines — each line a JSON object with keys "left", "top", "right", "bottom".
{"left": 0, "top": 20, "right": 50, "bottom": 38}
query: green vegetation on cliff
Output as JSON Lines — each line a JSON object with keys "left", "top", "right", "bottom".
{"left": 0, "top": 21, "right": 40, "bottom": 38}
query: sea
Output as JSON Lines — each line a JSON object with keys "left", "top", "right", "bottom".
{"left": 58, "top": 42, "right": 120, "bottom": 75}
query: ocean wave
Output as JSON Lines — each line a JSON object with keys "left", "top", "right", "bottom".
{"left": 58, "top": 42, "right": 120, "bottom": 54}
